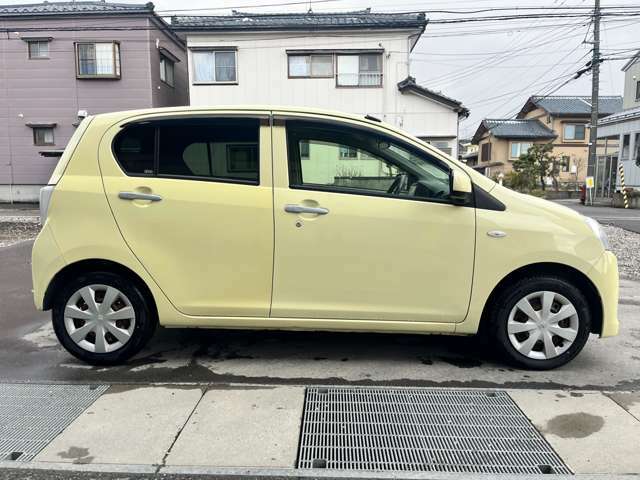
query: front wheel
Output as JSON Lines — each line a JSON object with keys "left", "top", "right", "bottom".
{"left": 52, "top": 272, "right": 156, "bottom": 365}
{"left": 490, "top": 276, "right": 591, "bottom": 370}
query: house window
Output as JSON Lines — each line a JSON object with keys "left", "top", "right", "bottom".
{"left": 510, "top": 142, "right": 532, "bottom": 159}
{"left": 481, "top": 142, "right": 491, "bottom": 162}
{"left": 559, "top": 155, "right": 571, "bottom": 172}
{"left": 160, "top": 55, "right": 175, "bottom": 87}
{"left": 564, "top": 123, "right": 586, "bottom": 141}
{"left": 427, "top": 140, "right": 452, "bottom": 156}
{"left": 192, "top": 50, "right": 237, "bottom": 83}
{"left": 76, "top": 42, "right": 121, "bottom": 78}
{"left": 28, "top": 40, "right": 49, "bottom": 59}
{"left": 339, "top": 145, "right": 358, "bottom": 159}
{"left": 288, "top": 55, "right": 333, "bottom": 78}
{"left": 336, "top": 54, "right": 382, "bottom": 87}
{"left": 636, "top": 80, "right": 640, "bottom": 101}
{"left": 33, "top": 127, "right": 54, "bottom": 146}
{"left": 622, "top": 134, "right": 630, "bottom": 160}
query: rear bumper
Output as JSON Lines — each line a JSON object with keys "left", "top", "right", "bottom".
{"left": 31, "top": 221, "right": 65, "bottom": 311}
{"left": 589, "top": 251, "right": 619, "bottom": 338}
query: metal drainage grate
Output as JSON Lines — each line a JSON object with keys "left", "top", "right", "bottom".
{"left": 0, "top": 383, "right": 108, "bottom": 462}
{"left": 297, "top": 387, "right": 571, "bottom": 475}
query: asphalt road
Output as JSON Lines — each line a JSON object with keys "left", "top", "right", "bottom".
{"left": 1, "top": 240, "right": 639, "bottom": 390}
{"left": 554, "top": 199, "right": 640, "bottom": 233}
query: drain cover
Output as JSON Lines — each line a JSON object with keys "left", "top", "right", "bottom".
{"left": 297, "top": 387, "right": 570, "bottom": 474}
{"left": 0, "top": 383, "right": 108, "bottom": 461}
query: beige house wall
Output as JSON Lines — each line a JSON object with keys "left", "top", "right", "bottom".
{"left": 623, "top": 60, "right": 640, "bottom": 110}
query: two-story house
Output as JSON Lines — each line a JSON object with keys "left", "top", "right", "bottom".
{"left": 471, "top": 95, "right": 622, "bottom": 184}
{"left": 597, "top": 50, "right": 640, "bottom": 196}
{"left": 0, "top": 1, "right": 188, "bottom": 202}
{"left": 171, "top": 10, "right": 469, "bottom": 159}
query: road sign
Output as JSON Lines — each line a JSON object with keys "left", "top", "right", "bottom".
{"left": 586, "top": 176, "right": 595, "bottom": 189}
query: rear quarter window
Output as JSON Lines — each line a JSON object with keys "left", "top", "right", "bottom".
{"left": 113, "top": 124, "right": 155, "bottom": 175}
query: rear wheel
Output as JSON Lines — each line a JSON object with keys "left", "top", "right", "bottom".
{"left": 490, "top": 276, "right": 591, "bottom": 370}
{"left": 52, "top": 272, "right": 156, "bottom": 365}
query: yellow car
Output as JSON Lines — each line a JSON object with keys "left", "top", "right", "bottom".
{"left": 32, "top": 107, "right": 619, "bottom": 369}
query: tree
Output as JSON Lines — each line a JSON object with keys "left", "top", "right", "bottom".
{"left": 513, "top": 142, "right": 557, "bottom": 191}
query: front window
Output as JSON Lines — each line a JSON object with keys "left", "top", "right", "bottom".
{"left": 28, "top": 40, "right": 49, "bottom": 59}
{"left": 287, "top": 121, "right": 451, "bottom": 203}
{"left": 76, "top": 42, "right": 121, "bottom": 78}
{"left": 160, "top": 55, "right": 175, "bottom": 87}
{"left": 288, "top": 55, "right": 333, "bottom": 78}
{"left": 510, "top": 142, "right": 532, "bottom": 159}
{"left": 481, "top": 142, "right": 491, "bottom": 162}
{"left": 336, "top": 54, "right": 382, "bottom": 87}
{"left": 564, "top": 123, "right": 586, "bottom": 141}
{"left": 33, "top": 127, "right": 54, "bottom": 146}
{"left": 559, "top": 155, "right": 571, "bottom": 172}
{"left": 192, "top": 50, "right": 237, "bottom": 83}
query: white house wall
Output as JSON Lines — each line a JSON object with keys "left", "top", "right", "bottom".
{"left": 186, "top": 30, "right": 460, "bottom": 156}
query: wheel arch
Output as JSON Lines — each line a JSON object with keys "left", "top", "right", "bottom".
{"left": 480, "top": 262, "right": 603, "bottom": 335}
{"left": 43, "top": 259, "right": 158, "bottom": 322}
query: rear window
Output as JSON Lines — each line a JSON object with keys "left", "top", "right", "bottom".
{"left": 113, "top": 124, "right": 155, "bottom": 175}
{"left": 112, "top": 117, "right": 260, "bottom": 184}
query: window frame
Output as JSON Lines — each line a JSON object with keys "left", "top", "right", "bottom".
{"left": 27, "top": 40, "right": 50, "bottom": 60}
{"left": 481, "top": 142, "right": 492, "bottom": 162}
{"left": 563, "top": 123, "right": 586, "bottom": 142}
{"left": 191, "top": 48, "right": 238, "bottom": 85}
{"left": 75, "top": 41, "right": 121, "bottom": 79}
{"left": 509, "top": 141, "right": 532, "bottom": 159}
{"left": 111, "top": 117, "right": 261, "bottom": 186}
{"left": 336, "top": 53, "right": 383, "bottom": 88}
{"left": 33, "top": 127, "right": 55, "bottom": 146}
{"left": 287, "top": 54, "right": 334, "bottom": 79}
{"left": 636, "top": 80, "right": 640, "bottom": 101}
{"left": 159, "top": 54, "right": 175, "bottom": 87}
{"left": 285, "top": 119, "right": 457, "bottom": 206}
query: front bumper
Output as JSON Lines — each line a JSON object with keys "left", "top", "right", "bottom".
{"left": 589, "top": 251, "right": 619, "bottom": 338}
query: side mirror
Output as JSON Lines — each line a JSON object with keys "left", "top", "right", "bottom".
{"left": 450, "top": 170, "right": 473, "bottom": 206}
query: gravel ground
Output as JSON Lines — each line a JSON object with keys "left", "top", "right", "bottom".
{"left": 0, "top": 212, "right": 639, "bottom": 280}
{"left": 603, "top": 225, "right": 640, "bottom": 279}
{"left": 0, "top": 216, "right": 40, "bottom": 248}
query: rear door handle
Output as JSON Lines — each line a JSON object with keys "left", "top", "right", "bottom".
{"left": 118, "top": 192, "right": 162, "bottom": 202}
{"left": 284, "top": 204, "right": 329, "bottom": 215}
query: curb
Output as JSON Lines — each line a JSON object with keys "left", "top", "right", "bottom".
{"left": 1, "top": 461, "right": 639, "bottom": 480}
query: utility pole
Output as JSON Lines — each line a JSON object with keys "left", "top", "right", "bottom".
{"left": 587, "top": 0, "right": 601, "bottom": 179}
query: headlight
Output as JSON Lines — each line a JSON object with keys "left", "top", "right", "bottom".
{"left": 584, "top": 216, "right": 609, "bottom": 250}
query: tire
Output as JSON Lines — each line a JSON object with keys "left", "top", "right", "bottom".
{"left": 52, "top": 272, "right": 156, "bottom": 365}
{"left": 489, "top": 276, "right": 591, "bottom": 370}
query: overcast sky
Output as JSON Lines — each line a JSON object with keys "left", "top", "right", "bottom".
{"left": 2, "top": 0, "right": 637, "bottom": 138}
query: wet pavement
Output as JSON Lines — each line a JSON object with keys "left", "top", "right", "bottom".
{"left": 2, "top": 241, "right": 639, "bottom": 390}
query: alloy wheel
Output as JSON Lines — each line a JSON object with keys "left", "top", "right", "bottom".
{"left": 63, "top": 284, "right": 136, "bottom": 354}
{"left": 507, "top": 290, "right": 579, "bottom": 361}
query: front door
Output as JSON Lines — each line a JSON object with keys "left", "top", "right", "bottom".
{"left": 99, "top": 115, "right": 274, "bottom": 317}
{"left": 271, "top": 119, "right": 475, "bottom": 323}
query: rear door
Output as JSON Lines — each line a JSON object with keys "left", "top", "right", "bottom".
{"left": 99, "top": 113, "right": 274, "bottom": 317}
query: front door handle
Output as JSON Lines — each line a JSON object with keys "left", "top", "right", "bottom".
{"left": 284, "top": 204, "right": 329, "bottom": 215}
{"left": 118, "top": 191, "right": 162, "bottom": 202}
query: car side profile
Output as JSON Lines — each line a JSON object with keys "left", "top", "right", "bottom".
{"left": 32, "top": 106, "right": 619, "bottom": 370}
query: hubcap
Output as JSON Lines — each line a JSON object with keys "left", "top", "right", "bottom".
{"left": 64, "top": 284, "right": 136, "bottom": 354}
{"left": 507, "top": 291, "right": 579, "bottom": 361}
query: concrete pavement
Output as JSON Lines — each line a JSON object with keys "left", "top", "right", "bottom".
{"left": 0, "top": 384, "right": 637, "bottom": 477}
{"left": 555, "top": 199, "right": 640, "bottom": 233}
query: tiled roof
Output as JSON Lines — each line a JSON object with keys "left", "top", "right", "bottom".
{"left": 599, "top": 105, "right": 640, "bottom": 126}
{"left": 171, "top": 10, "right": 427, "bottom": 31}
{"left": 517, "top": 95, "right": 623, "bottom": 118}
{"left": 472, "top": 119, "right": 556, "bottom": 144}
{"left": 397, "top": 76, "right": 469, "bottom": 117}
{"left": 0, "top": 1, "right": 154, "bottom": 17}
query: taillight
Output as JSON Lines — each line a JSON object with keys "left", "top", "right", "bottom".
{"left": 39, "top": 185, "right": 55, "bottom": 224}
